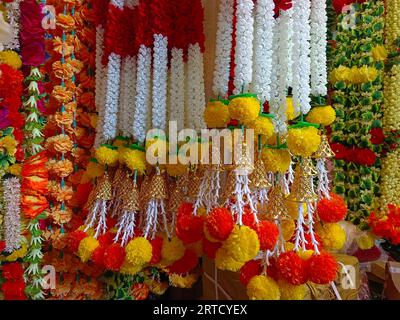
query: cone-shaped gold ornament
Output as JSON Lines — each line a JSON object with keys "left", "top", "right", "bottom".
{"left": 96, "top": 172, "right": 113, "bottom": 201}
{"left": 187, "top": 168, "right": 202, "bottom": 199}
{"left": 250, "top": 156, "right": 272, "bottom": 190}
{"left": 287, "top": 163, "right": 318, "bottom": 203}
{"left": 168, "top": 181, "right": 185, "bottom": 214}
{"left": 313, "top": 134, "right": 335, "bottom": 159}
{"left": 302, "top": 158, "right": 318, "bottom": 177}
{"left": 122, "top": 178, "right": 140, "bottom": 212}
{"left": 235, "top": 143, "right": 255, "bottom": 175}
{"left": 149, "top": 172, "right": 168, "bottom": 200}
{"left": 266, "top": 186, "right": 290, "bottom": 220}
{"left": 221, "top": 169, "right": 236, "bottom": 204}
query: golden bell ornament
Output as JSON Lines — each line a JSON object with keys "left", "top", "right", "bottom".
{"left": 148, "top": 172, "right": 168, "bottom": 201}
{"left": 301, "top": 158, "right": 318, "bottom": 177}
{"left": 187, "top": 168, "right": 202, "bottom": 199}
{"left": 250, "top": 156, "right": 272, "bottom": 190}
{"left": 313, "top": 134, "right": 335, "bottom": 159}
{"left": 140, "top": 173, "right": 153, "bottom": 208}
{"left": 168, "top": 181, "right": 185, "bottom": 214}
{"left": 122, "top": 178, "right": 140, "bottom": 212}
{"left": 95, "top": 172, "right": 113, "bottom": 201}
{"left": 221, "top": 169, "right": 236, "bottom": 204}
{"left": 266, "top": 186, "right": 290, "bottom": 221}
{"left": 234, "top": 142, "right": 255, "bottom": 175}
{"left": 287, "top": 164, "right": 318, "bottom": 203}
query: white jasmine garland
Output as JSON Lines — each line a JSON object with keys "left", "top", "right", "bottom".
{"left": 169, "top": 48, "right": 185, "bottom": 132}
{"left": 251, "top": 0, "right": 275, "bottom": 103}
{"left": 186, "top": 43, "right": 206, "bottom": 130}
{"left": 291, "top": 0, "right": 312, "bottom": 115}
{"left": 286, "top": 10, "right": 294, "bottom": 88}
{"left": 233, "top": 0, "right": 254, "bottom": 94}
{"left": 133, "top": 45, "right": 152, "bottom": 143}
{"left": 310, "top": 0, "right": 328, "bottom": 96}
{"left": 270, "top": 10, "right": 292, "bottom": 134}
{"left": 152, "top": 34, "right": 168, "bottom": 130}
{"left": 118, "top": 56, "right": 136, "bottom": 137}
{"left": 94, "top": 26, "right": 107, "bottom": 148}
{"left": 4, "top": 0, "right": 22, "bottom": 50}
{"left": 3, "top": 177, "right": 22, "bottom": 252}
{"left": 213, "top": 0, "right": 234, "bottom": 97}
{"left": 102, "top": 52, "right": 122, "bottom": 141}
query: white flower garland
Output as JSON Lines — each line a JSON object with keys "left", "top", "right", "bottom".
{"left": 3, "top": 177, "right": 22, "bottom": 252}
{"left": 291, "top": 0, "right": 312, "bottom": 115}
{"left": 286, "top": 10, "right": 294, "bottom": 88}
{"left": 118, "top": 56, "right": 136, "bottom": 137}
{"left": 186, "top": 43, "right": 206, "bottom": 130}
{"left": 4, "top": 0, "right": 22, "bottom": 51}
{"left": 152, "top": 34, "right": 168, "bottom": 131}
{"left": 270, "top": 10, "right": 292, "bottom": 134}
{"left": 310, "top": 0, "right": 328, "bottom": 96}
{"left": 169, "top": 48, "right": 185, "bottom": 132}
{"left": 212, "top": 0, "right": 234, "bottom": 97}
{"left": 233, "top": 0, "right": 254, "bottom": 94}
{"left": 251, "top": 0, "right": 275, "bottom": 103}
{"left": 94, "top": 26, "right": 107, "bottom": 148}
{"left": 133, "top": 45, "right": 152, "bottom": 144}
{"left": 103, "top": 52, "right": 122, "bottom": 141}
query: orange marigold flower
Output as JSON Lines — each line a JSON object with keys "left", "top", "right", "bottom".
{"left": 52, "top": 85, "right": 73, "bottom": 104}
{"left": 56, "top": 14, "right": 76, "bottom": 31}
{"left": 47, "top": 159, "right": 74, "bottom": 178}
{"left": 52, "top": 61, "right": 74, "bottom": 79}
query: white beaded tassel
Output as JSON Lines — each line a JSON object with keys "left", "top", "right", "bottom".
{"left": 3, "top": 177, "right": 22, "bottom": 252}
{"left": 270, "top": 9, "right": 292, "bottom": 134}
{"left": 233, "top": 0, "right": 254, "bottom": 94}
{"left": 118, "top": 55, "right": 137, "bottom": 137}
{"left": 186, "top": 43, "right": 206, "bottom": 130}
{"left": 133, "top": 45, "right": 152, "bottom": 144}
{"left": 310, "top": 0, "right": 328, "bottom": 96}
{"left": 316, "top": 158, "right": 330, "bottom": 199}
{"left": 94, "top": 26, "right": 107, "bottom": 148}
{"left": 230, "top": 173, "right": 258, "bottom": 225}
{"left": 291, "top": 0, "right": 312, "bottom": 115}
{"left": 212, "top": 0, "right": 234, "bottom": 98}
{"left": 152, "top": 34, "right": 168, "bottom": 131}
{"left": 169, "top": 48, "right": 185, "bottom": 132}
{"left": 4, "top": 0, "right": 22, "bottom": 50}
{"left": 102, "top": 0, "right": 126, "bottom": 141}
{"left": 251, "top": 0, "right": 275, "bottom": 103}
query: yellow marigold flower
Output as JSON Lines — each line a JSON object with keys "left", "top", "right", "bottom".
{"left": 0, "top": 135, "right": 18, "bottom": 156}
{"left": 247, "top": 275, "right": 280, "bottom": 300}
{"left": 372, "top": 45, "right": 387, "bottom": 61}
{"left": 306, "top": 105, "right": 336, "bottom": 127}
{"left": 204, "top": 100, "right": 231, "bottom": 128}
{"left": 0, "top": 50, "right": 22, "bottom": 69}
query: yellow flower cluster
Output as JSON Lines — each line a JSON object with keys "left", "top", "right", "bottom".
{"left": 204, "top": 100, "right": 231, "bottom": 128}
{"left": 247, "top": 275, "right": 280, "bottom": 300}
{"left": 315, "top": 223, "right": 346, "bottom": 251}
{"left": 125, "top": 237, "right": 152, "bottom": 266}
{"left": 306, "top": 106, "right": 336, "bottom": 127}
{"left": 248, "top": 116, "right": 275, "bottom": 140}
{"left": 261, "top": 148, "right": 291, "bottom": 173}
{"left": 78, "top": 237, "right": 99, "bottom": 263}
{"left": 287, "top": 127, "right": 321, "bottom": 157}
{"left": 95, "top": 146, "right": 119, "bottom": 166}
{"left": 385, "top": 0, "right": 400, "bottom": 51}
{"left": 160, "top": 236, "right": 185, "bottom": 266}
{"left": 215, "top": 225, "right": 260, "bottom": 272}
{"left": 330, "top": 65, "right": 378, "bottom": 84}
{"left": 169, "top": 273, "right": 198, "bottom": 289}
{"left": 380, "top": 149, "right": 400, "bottom": 207}
{"left": 0, "top": 135, "right": 18, "bottom": 156}
{"left": 121, "top": 148, "right": 146, "bottom": 174}
{"left": 278, "top": 279, "right": 307, "bottom": 300}
{"left": 372, "top": 45, "right": 388, "bottom": 61}
{"left": 0, "top": 50, "right": 22, "bottom": 69}
{"left": 228, "top": 96, "right": 260, "bottom": 125}
{"left": 383, "top": 64, "right": 400, "bottom": 131}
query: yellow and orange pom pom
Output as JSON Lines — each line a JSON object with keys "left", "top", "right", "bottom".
{"left": 204, "top": 100, "right": 231, "bottom": 128}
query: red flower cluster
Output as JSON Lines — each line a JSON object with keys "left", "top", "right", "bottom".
{"left": 330, "top": 143, "right": 377, "bottom": 166}
{"left": 167, "top": 249, "right": 198, "bottom": 275}
{"left": 274, "top": 0, "right": 292, "bottom": 17}
{"left": 369, "top": 204, "right": 400, "bottom": 245}
{"left": 176, "top": 203, "right": 204, "bottom": 244}
{"left": 317, "top": 193, "right": 348, "bottom": 223}
{"left": 370, "top": 128, "right": 385, "bottom": 145}
{"left": 276, "top": 251, "right": 308, "bottom": 285}
{"left": 1, "top": 263, "right": 26, "bottom": 300}
{"left": 240, "top": 260, "right": 262, "bottom": 286}
{"left": 205, "top": 208, "right": 234, "bottom": 241}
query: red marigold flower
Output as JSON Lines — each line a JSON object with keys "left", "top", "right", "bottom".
{"left": 330, "top": 143, "right": 348, "bottom": 160}
{"left": 104, "top": 243, "right": 126, "bottom": 271}
{"left": 240, "top": 260, "right": 261, "bottom": 286}
{"left": 167, "top": 249, "right": 198, "bottom": 275}
{"left": 150, "top": 236, "right": 163, "bottom": 265}
{"left": 205, "top": 208, "right": 234, "bottom": 241}
{"left": 202, "top": 238, "right": 222, "bottom": 260}
{"left": 276, "top": 251, "right": 308, "bottom": 285}
{"left": 307, "top": 252, "right": 338, "bottom": 284}
{"left": 2, "top": 263, "right": 25, "bottom": 281}
{"left": 317, "top": 193, "right": 348, "bottom": 223}
{"left": 254, "top": 221, "right": 279, "bottom": 251}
